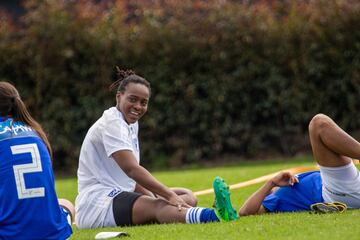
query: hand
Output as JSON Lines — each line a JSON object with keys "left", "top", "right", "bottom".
{"left": 270, "top": 171, "right": 299, "bottom": 187}
{"left": 167, "top": 193, "right": 191, "bottom": 210}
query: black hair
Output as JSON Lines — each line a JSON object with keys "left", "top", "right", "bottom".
{"left": 109, "top": 66, "right": 151, "bottom": 96}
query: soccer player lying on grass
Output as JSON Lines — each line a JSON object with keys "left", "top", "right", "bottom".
{"left": 0, "top": 82, "right": 74, "bottom": 239}
{"left": 239, "top": 114, "right": 360, "bottom": 216}
{"left": 75, "top": 68, "right": 238, "bottom": 228}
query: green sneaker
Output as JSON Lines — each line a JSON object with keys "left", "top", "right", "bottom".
{"left": 213, "top": 176, "right": 239, "bottom": 222}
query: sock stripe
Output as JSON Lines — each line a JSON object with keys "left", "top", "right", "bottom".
{"left": 189, "top": 207, "right": 195, "bottom": 223}
{"left": 196, "top": 207, "right": 202, "bottom": 222}
{"left": 188, "top": 208, "right": 192, "bottom": 223}
{"left": 185, "top": 208, "right": 190, "bottom": 223}
{"left": 186, "top": 207, "right": 205, "bottom": 224}
{"left": 193, "top": 208, "right": 199, "bottom": 223}
{"left": 189, "top": 208, "right": 194, "bottom": 223}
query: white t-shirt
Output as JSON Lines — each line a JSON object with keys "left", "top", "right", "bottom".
{"left": 75, "top": 107, "right": 140, "bottom": 229}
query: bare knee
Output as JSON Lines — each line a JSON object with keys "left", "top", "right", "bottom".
{"left": 172, "top": 188, "right": 198, "bottom": 207}
{"left": 309, "top": 114, "right": 332, "bottom": 137}
{"left": 184, "top": 191, "right": 197, "bottom": 207}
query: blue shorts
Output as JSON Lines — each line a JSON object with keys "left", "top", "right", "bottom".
{"left": 262, "top": 171, "right": 324, "bottom": 212}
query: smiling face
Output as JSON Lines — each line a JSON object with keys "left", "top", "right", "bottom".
{"left": 116, "top": 82, "right": 150, "bottom": 124}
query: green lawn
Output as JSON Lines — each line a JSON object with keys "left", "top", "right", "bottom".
{"left": 55, "top": 156, "right": 360, "bottom": 239}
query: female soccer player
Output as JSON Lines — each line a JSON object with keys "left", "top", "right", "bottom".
{"left": 75, "top": 68, "right": 238, "bottom": 228}
{"left": 239, "top": 114, "right": 360, "bottom": 215}
{"left": 0, "top": 82, "right": 73, "bottom": 239}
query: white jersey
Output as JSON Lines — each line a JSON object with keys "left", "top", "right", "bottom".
{"left": 75, "top": 107, "right": 140, "bottom": 229}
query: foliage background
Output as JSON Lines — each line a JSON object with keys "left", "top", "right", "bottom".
{"left": 0, "top": 0, "right": 360, "bottom": 172}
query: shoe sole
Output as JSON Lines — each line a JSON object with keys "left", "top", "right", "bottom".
{"left": 311, "top": 203, "right": 338, "bottom": 213}
{"left": 331, "top": 202, "right": 347, "bottom": 213}
{"left": 310, "top": 202, "right": 347, "bottom": 214}
{"left": 213, "top": 176, "right": 239, "bottom": 221}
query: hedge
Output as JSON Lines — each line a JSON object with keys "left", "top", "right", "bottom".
{"left": 0, "top": 0, "right": 359, "bottom": 171}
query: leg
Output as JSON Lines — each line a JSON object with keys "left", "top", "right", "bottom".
{"left": 171, "top": 188, "right": 198, "bottom": 207}
{"left": 309, "top": 114, "right": 360, "bottom": 208}
{"left": 308, "top": 114, "right": 360, "bottom": 167}
{"left": 58, "top": 198, "right": 75, "bottom": 224}
{"left": 132, "top": 196, "right": 188, "bottom": 224}
{"left": 154, "top": 187, "right": 198, "bottom": 207}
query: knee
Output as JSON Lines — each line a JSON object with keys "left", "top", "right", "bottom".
{"left": 182, "top": 190, "right": 198, "bottom": 207}
{"left": 187, "top": 194, "right": 198, "bottom": 207}
{"left": 308, "top": 113, "right": 332, "bottom": 136}
{"left": 172, "top": 188, "right": 198, "bottom": 207}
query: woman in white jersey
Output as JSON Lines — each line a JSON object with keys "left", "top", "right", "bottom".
{"left": 75, "top": 68, "right": 239, "bottom": 228}
{"left": 238, "top": 114, "right": 360, "bottom": 216}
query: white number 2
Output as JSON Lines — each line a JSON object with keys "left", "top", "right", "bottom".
{"left": 11, "top": 143, "right": 45, "bottom": 199}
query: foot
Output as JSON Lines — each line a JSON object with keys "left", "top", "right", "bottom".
{"left": 213, "top": 176, "right": 239, "bottom": 221}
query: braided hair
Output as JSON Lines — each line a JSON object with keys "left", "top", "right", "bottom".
{"left": 109, "top": 66, "right": 151, "bottom": 96}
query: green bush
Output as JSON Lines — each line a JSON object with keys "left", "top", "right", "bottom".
{"left": 1, "top": 0, "right": 359, "bottom": 171}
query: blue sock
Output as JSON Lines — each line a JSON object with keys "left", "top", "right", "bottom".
{"left": 186, "top": 207, "right": 219, "bottom": 224}
{"left": 200, "top": 208, "right": 219, "bottom": 223}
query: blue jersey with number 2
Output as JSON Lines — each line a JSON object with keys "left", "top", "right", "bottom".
{"left": 0, "top": 117, "right": 72, "bottom": 240}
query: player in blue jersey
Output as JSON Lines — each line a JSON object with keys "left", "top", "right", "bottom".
{"left": 238, "top": 114, "right": 360, "bottom": 216}
{"left": 0, "top": 82, "right": 73, "bottom": 239}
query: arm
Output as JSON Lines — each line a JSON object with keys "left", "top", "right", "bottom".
{"left": 239, "top": 171, "right": 299, "bottom": 216}
{"left": 135, "top": 183, "right": 156, "bottom": 198}
{"left": 112, "top": 150, "right": 190, "bottom": 207}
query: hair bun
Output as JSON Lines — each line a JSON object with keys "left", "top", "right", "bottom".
{"left": 116, "top": 66, "right": 135, "bottom": 81}
{"left": 109, "top": 67, "right": 136, "bottom": 91}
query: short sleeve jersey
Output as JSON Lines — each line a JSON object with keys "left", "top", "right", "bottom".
{"left": 75, "top": 107, "right": 140, "bottom": 228}
{"left": 262, "top": 171, "right": 324, "bottom": 212}
{"left": 0, "top": 117, "right": 72, "bottom": 239}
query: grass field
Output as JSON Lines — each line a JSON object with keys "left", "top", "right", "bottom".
{"left": 55, "top": 156, "right": 360, "bottom": 240}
